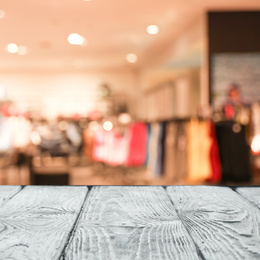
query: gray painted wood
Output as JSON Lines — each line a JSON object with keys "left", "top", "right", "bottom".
{"left": 0, "top": 185, "right": 22, "bottom": 206}
{"left": 0, "top": 186, "right": 88, "bottom": 260}
{"left": 236, "top": 187, "right": 260, "bottom": 209}
{"left": 166, "top": 186, "right": 260, "bottom": 260}
{"left": 64, "top": 186, "right": 199, "bottom": 260}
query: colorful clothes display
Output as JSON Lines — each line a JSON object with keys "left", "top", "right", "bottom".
{"left": 86, "top": 117, "right": 252, "bottom": 183}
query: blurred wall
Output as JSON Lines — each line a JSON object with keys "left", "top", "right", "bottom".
{"left": 0, "top": 14, "right": 208, "bottom": 122}
{"left": 0, "top": 68, "right": 138, "bottom": 119}
{"left": 136, "top": 14, "right": 207, "bottom": 120}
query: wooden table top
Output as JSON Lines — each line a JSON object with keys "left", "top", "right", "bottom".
{"left": 0, "top": 186, "right": 259, "bottom": 260}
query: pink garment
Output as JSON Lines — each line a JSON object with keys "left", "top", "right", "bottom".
{"left": 106, "top": 131, "right": 128, "bottom": 166}
{"left": 92, "top": 129, "right": 128, "bottom": 166}
{"left": 92, "top": 129, "right": 106, "bottom": 162}
{"left": 126, "top": 122, "right": 148, "bottom": 166}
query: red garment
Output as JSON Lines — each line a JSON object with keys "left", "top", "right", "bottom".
{"left": 224, "top": 104, "right": 235, "bottom": 119}
{"left": 209, "top": 121, "right": 222, "bottom": 183}
{"left": 126, "top": 122, "right": 148, "bottom": 166}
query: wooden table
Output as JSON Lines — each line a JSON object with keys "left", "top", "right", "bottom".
{"left": 0, "top": 186, "right": 259, "bottom": 259}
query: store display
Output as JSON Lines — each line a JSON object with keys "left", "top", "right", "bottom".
{"left": 0, "top": 94, "right": 257, "bottom": 185}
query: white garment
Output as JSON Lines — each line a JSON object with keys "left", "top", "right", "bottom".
{"left": 12, "top": 117, "right": 31, "bottom": 148}
{"left": 0, "top": 118, "right": 13, "bottom": 152}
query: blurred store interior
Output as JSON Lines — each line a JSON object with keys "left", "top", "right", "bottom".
{"left": 1, "top": 0, "right": 260, "bottom": 185}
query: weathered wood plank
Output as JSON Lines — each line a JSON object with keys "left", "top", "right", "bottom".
{"left": 0, "top": 186, "right": 88, "bottom": 260}
{"left": 236, "top": 187, "right": 260, "bottom": 209}
{"left": 166, "top": 186, "right": 260, "bottom": 260}
{"left": 0, "top": 185, "right": 22, "bottom": 207}
{"left": 64, "top": 186, "right": 200, "bottom": 260}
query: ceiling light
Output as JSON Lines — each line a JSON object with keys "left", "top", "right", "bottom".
{"left": 0, "top": 10, "right": 5, "bottom": 19}
{"left": 126, "top": 53, "right": 138, "bottom": 63}
{"left": 17, "top": 46, "right": 27, "bottom": 55}
{"left": 67, "top": 33, "right": 86, "bottom": 46}
{"left": 7, "top": 43, "right": 19, "bottom": 54}
{"left": 146, "top": 25, "right": 159, "bottom": 35}
{"left": 103, "top": 121, "right": 113, "bottom": 131}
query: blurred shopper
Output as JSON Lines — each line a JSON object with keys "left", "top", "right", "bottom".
{"left": 226, "top": 84, "right": 247, "bottom": 106}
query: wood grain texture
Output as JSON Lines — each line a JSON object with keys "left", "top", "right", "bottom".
{"left": 64, "top": 186, "right": 199, "bottom": 260}
{"left": 0, "top": 186, "right": 88, "bottom": 260}
{"left": 166, "top": 186, "right": 260, "bottom": 260}
{"left": 0, "top": 186, "right": 22, "bottom": 207}
{"left": 236, "top": 187, "right": 260, "bottom": 209}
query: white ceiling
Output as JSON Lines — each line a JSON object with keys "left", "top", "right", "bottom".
{"left": 1, "top": 0, "right": 260, "bottom": 71}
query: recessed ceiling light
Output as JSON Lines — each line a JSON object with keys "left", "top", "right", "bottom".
{"left": 7, "top": 43, "right": 19, "bottom": 54}
{"left": 146, "top": 25, "right": 159, "bottom": 35}
{"left": 67, "top": 33, "right": 86, "bottom": 46}
{"left": 0, "top": 10, "right": 5, "bottom": 19}
{"left": 126, "top": 53, "right": 138, "bottom": 63}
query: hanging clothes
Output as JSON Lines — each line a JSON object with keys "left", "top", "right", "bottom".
{"left": 12, "top": 117, "right": 31, "bottom": 149}
{"left": 251, "top": 102, "right": 260, "bottom": 136}
{"left": 83, "top": 128, "right": 95, "bottom": 160}
{"left": 175, "top": 121, "right": 188, "bottom": 181}
{"left": 147, "top": 123, "right": 160, "bottom": 177}
{"left": 251, "top": 102, "right": 260, "bottom": 155}
{"left": 163, "top": 120, "right": 188, "bottom": 182}
{"left": 66, "top": 122, "right": 82, "bottom": 152}
{"left": 209, "top": 121, "right": 222, "bottom": 183}
{"left": 106, "top": 129, "right": 128, "bottom": 166}
{"left": 186, "top": 119, "right": 212, "bottom": 183}
{"left": 154, "top": 122, "right": 166, "bottom": 177}
{"left": 215, "top": 120, "right": 252, "bottom": 183}
{"left": 145, "top": 123, "right": 151, "bottom": 166}
{"left": 0, "top": 117, "right": 13, "bottom": 153}
{"left": 92, "top": 129, "right": 106, "bottom": 162}
{"left": 126, "top": 122, "right": 148, "bottom": 166}
{"left": 163, "top": 121, "right": 178, "bottom": 181}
